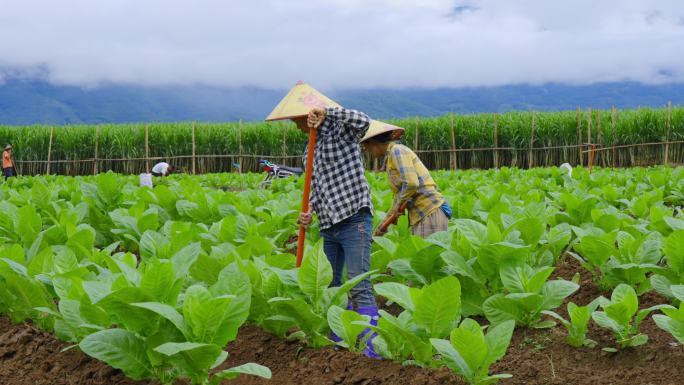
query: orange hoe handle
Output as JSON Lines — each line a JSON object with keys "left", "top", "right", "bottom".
{"left": 376, "top": 201, "right": 408, "bottom": 236}
{"left": 296, "top": 125, "right": 317, "bottom": 267}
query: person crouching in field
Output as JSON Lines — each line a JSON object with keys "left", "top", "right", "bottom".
{"left": 295, "top": 107, "right": 380, "bottom": 358}
{"left": 361, "top": 130, "right": 451, "bottom": 238}
{"left": 3, "top": 144, "right": 16, "bottom": 180}
{"left": 151, "top": 162, "right": 175, "bottom": 177}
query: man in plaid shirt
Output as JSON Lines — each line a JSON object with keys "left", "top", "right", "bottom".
{"left": 296, "top": 106, "right": 379, "bottom": 358}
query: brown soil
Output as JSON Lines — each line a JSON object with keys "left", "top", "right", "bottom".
{"left": 494, "top": 255, "right": 684, "bottom": 385}
{"left": 222, "top": 324, "right": 461, "bottom": 385}
{"left": 2, "top": 255, "right": 683, "bottom": 385}
{"left": 0, "top": 318, "right": 460, "bottom": 385}
{"left": 0, "top": 317, "right": 141, "bottom": 385}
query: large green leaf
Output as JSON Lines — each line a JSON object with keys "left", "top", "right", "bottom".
{"left": 140, "top": 260, "right": 176, "bottom": 303}
{"left": 413, "top": 276, "right": 461, "bottom": 338}
{"left": 98, "top": 287, "right": 157, "bottom": 335}
{"left": 664, "top": 230, "right": 684, "bottom": 275}
{"left": 591, "top": 311, "right": 621, "bottom": 333}
{"left": 574, "top": 233, "right": 617, "bottom": 268}
{"left": 453, "top": 219, "right": 488, "bottom": 248}
{"left": 450, "top": 318, "right": 487, "bottom": 374}
{"left": 540, "top": 280, "right": 580, "bottom": 310}
{"left": 210, "top": 363, "right": 272, "bottom": 384}
{"left": 182, "top": 285, "right": 236, "bottom": 345}
{"left": 610, "top": 284, "right": 638, "bottom": 317}
{"left": 374, "top": 282, "right": 415, "bottom": 312}
{"left": 155, "top": 342, "right": 225, "bottom": 383}
{"left": 298, "top": 245, "right": 332, "bottom": 306}
{"left": 131, "top": 302, "right": 191, "bottom": 338}
{"left": 483, "top": 294, "right": 524, "bottom": 325}
{"left": 79, "top": 329, "right": 152, "bottom": 380}
{"left": 653, "top": 315, "right": 684, "bottom": 345}
{"left": 430, "top": 338, "right": 473, "bottom": 379}
{"left": 209, "top": 264, "right": 252, "bottom": 343}
{"left": 511, "top": 217, "right": 545, "bottom": 246}
{"left": 484, "top": 319, "right": 516, "bottom": 365}
{"left": 327, "top": 305, "right": 368, "bottom": 349}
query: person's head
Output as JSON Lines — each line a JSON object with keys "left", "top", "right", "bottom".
{"left": 166, "top": 165, "right": 176, "bottom": 176}
{"left": 291, "top": 116, "right": 309, "bottom": 133}
{"left": 361, "top": 131, "right": 394, "bottom": 158}
{"left": 4, "top": 144, "right": 12, "bottom": 153}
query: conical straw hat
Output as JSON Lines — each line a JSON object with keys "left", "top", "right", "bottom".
{"left": 265, "top": 81, "right": 341, "bottom": 121}
{"left": 361, "top": 120, "right": 405, "bottom": 142}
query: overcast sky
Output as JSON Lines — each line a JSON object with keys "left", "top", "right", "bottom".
{"left": 0, "top": 0, "right": 683, "bottom": 89}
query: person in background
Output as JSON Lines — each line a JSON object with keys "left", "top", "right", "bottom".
{"left": 151, "top": 162, "right": 175, "bottom": 177}
{"left": 295, "top": 107, "right": 380, "bottom": 358}
{"left": 3, "top": 144, "right": 16, "bottom": 180}
{"left": 361, "top": 131, "right": 451, "bottom": 238}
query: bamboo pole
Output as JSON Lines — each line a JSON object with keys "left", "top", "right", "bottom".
{"left": 282, "top": 127, "right": 288, "bottom": 165}
{"left": 610, "top": 106, "right": 617, "bottom": 168}
{"left": 529, "top": 112, "right": 536, "bottom": 168}
{"left": 597, "top": 111, "right": 606, "bottom": 167}
{"left": 414, "top": 116, "right": 420, "bottom": 150}
{"left": 450, "top": 113, "right": 457, "bottom": 170}
{"left": 494, "top": 113, "right": 499, "bottom": 168}
{"left": 238, "top": 119, "right": 243, "bottom": 173}
{"left": 191, "top": 121, "right": 196, "bottom": 174}
{"left": 296, "top": 125, "right": 317, "bottom": 267}
{"left": 94, "top": 125, "right": 99, "bottom": 175}
{"left": 665, "top": 101, "right": 672, "bottom": 166}
{"left": 46, "top": 126, "right": 54, "bottom": 175}
{"left": 587, "top": 108, "right": 592, "bottom": 151}
{"left": 577, "top": 107, "right": 583, "bottom": 166}
{"left": 587, "top": 108, "right": 595, "bottom": 173}
{"left": 145, "top": 125, "right": 150, "bottom": 173}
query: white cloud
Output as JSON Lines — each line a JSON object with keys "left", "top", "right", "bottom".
{"left": 0, "top": 0, "right": 682, "bottom": 88}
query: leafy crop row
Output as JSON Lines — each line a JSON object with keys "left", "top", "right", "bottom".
{"left": 0, "top": 165, "right": 683, "bottom": 384}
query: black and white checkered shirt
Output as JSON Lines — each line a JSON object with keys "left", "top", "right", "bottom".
{"left": 302, "top": 107, "right": 373, "bottom": 230}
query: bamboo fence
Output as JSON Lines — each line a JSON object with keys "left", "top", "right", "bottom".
{"left": 3, "top": 105, "right": 683, "bottom": 176}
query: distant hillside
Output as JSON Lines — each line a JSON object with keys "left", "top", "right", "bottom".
{"left": 0, "top": 79, "right": 683, "bottom": 125}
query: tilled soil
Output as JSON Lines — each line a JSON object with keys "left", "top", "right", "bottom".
{"left": 222, "top": 325, "right": 460, "bottom": 385}
{"left": 0, "top": 317, "right": 140, "bottom": 385}
{"left": 1, "top": 256, "right": 683, "bottom": 385}
{"left": 498, "top": 255, "right": 684, "bottom": 385}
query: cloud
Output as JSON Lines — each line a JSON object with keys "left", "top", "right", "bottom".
{"left": 0, "top": 0, "right": 682, "bottom": 89}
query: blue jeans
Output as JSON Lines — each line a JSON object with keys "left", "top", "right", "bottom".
{"left": 320, "top": 208, "right": 376, "bottom": 308}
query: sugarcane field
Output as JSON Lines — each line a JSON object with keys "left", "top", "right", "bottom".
{"left": 1, "top": 2, "right": 684, "bottom": 385}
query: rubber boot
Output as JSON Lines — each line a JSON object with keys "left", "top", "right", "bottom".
{"left": 330, "top": 300, "right": 354, "bottom": 343}
{"left": 357, "top": 305, "right": 380, "bottom": 359}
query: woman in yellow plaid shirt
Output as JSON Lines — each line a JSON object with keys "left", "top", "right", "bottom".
{"left": 362, "top": 127, "right": 451, "bottom": 238}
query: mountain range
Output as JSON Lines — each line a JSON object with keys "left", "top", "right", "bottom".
{"left": 1, "top": 79, "right": 683, "bottom": 125}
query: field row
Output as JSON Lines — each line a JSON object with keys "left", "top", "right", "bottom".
{"left": 0, "top": 167, "right": 683, "bottom": 384}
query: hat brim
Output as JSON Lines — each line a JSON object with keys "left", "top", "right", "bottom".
{"left": 361, "top": 120, "right": 405, "bottom": 142}
{"left": 266, "top": 81, "right": 341, "bottom": 121}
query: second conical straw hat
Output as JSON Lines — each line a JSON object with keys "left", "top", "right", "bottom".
{"left": 265, "top": 81, "right": 341, "bottom": 121}
{"left": 361, "top": 120, "right": 405, "bottom": 142}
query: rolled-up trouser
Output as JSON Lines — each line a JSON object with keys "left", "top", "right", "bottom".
{"left": 411, "top": 207, "right": 449, "bottom": 238}
{"left": 320, "top": 208, "right": 377, "bottom": 308}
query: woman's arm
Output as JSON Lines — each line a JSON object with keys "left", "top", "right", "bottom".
{"left": 389, "top": 146, "right": 419, "bottom": 212}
